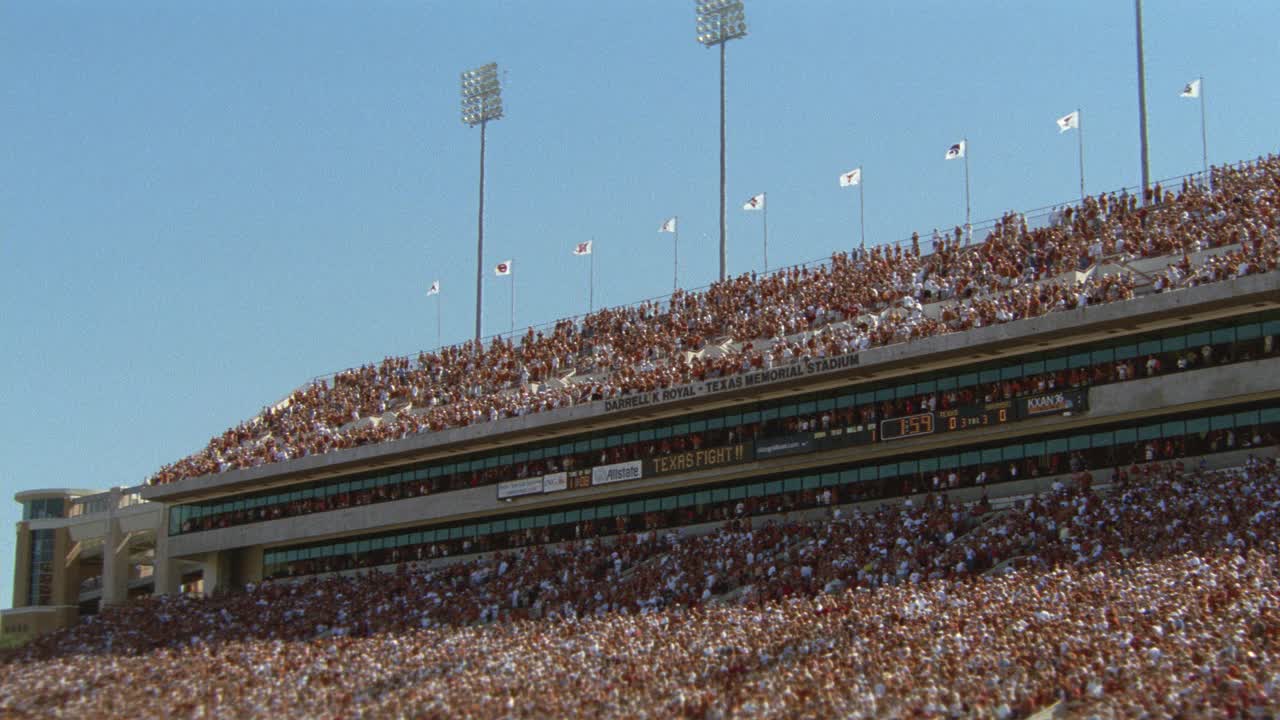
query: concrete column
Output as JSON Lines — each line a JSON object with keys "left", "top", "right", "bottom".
{"left": 100, "top": 521, "right": 129, "bottom": 607}
{"left": 99, "top": 488, "right": 130, "bottom": 607}
{"left": 238, "top": 546, "right": 264, "bottom": 587}
{"left": 201, "top": 551, "right": 229, "bottom": 597}
{"left": 50, "top": 527, "right": 78, "bottom": 608}
{"left": 12, "top": 522, "right": 31, "bottom": 608}
{"left": 151, "top": 522, "right": 181, "bottom": 597}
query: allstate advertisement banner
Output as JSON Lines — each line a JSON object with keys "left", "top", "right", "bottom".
{"left": 754, "top": 433, "right": 815, "bottom": 460}
{"left": 1020, "top": 389, "right": 1088, "bottom": 418}
{"left": 541, "top": 472, "right": 568, "bottom": 494}
{"left": 497, "top": 476, "right": 545, "bottom": 499}
{"left": 591, "top": 460, "right": 644, "bottom": 486}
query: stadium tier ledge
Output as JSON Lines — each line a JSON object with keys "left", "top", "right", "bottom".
{"left": 142, "top": 270, "right": 1280, "bottom": 504}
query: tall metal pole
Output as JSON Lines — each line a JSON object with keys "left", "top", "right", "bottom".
{"left": 475, "top": 120, "right": 486, "bottom": 343}
{"left": 718, "top": 40, "right": 728, "bottom": 282}
{"left": 589, "top": 238, "right": 595, "bottom": 313}
{"left": 1077, "top": 109, "right": 1086, "bottom": 202}
{"left": 436, "top": 295, "right": 441, "bottom": 349}
{"left": 1199, "top": 76, "right": 1209, "bottom": 187}
{"left": 674, "top": 224, "right": 679, "bottom": 292}
{"left": 509, "top": 267, "right": 515, "bottom": 336}
{"left": 696, "top": 0, "right": 745, "bottom": 279}
{"left": 1134, "top": 0, "right": 1151, "bottom": 204}
{"left": 762, "top": 195, "right": 768, "bottom": 273}
{"left": 859, "top": 181, "right": 866, "bottom": 250}
{"left": 962, "top": 139, "right": 971, "bottom": 244}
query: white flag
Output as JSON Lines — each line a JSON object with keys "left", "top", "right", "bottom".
{"left": 659, "top": 217, "right": 677, "bottom": 233}
{"left": 839, "top": 168, "right": 862, "bottom": 187}
{"left": 1180, "top": 78, "right": 1201, "bottom": 98}
{"left": 494, "top": 260, "right": 512, "bottom": 276}
{"left": 1057, "top": 110, "right": 1079, "bottom": 133}
{"left": 427, "top": 280, "right": 440, "bottom": 296}
{"left": 573, "top": 241, "right": 592, "bottom": 256}
{"left": 742, "top": 193, "right": 765, "bottom": 211}
{"left": 945, "top": 141, "right": 966, "bottom": 160}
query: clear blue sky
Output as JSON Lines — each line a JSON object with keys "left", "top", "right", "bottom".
{"left": 2, "top": 1, "right": 1277, "bottom": 609}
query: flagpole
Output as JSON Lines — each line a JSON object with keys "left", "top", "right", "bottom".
{"left": 673, "top": 219, "right": 679, "bottom": 292}
{"left": 589, "top": 238, "right": 595, "bottom": 314}
{"left": 436, "top": 294, "right": 441, "bottom": 349}
{"left": 1077, "top": 109, "right": 1086, "bottom": 202}
{"left": 859, "top": 179, "right": 866, "bottom": 250}
{"left": 1199, "top": 76, "right": 1209, "bottom": 188}
{"left": 509, "top": 267, "right": 515, "bottom": 337}
{"left": 762, "top": 195, "right": 769, "bottom": 273}
{"left": 962, "top": 138, "right": 971, "bottom": 244}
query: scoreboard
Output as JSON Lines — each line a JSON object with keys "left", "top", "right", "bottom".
{"left": 879, "top": 391, "right": 1081, "bottom": 441}
{"left": 881, "top": 402, "right": 1015, "bottom": 440}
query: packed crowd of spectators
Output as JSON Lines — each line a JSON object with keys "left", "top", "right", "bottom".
{"left": 148, "top": 156, "right": 1280, "bottom": 485}
{"left": 6, "top": 458, "right": 1279, "bottom": 717}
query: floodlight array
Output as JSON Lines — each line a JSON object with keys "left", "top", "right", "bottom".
{"left": 460, "top": 62, "right": 503, "bottom": 127}
{"left": 695, "top": 0, "right": 747, "bottom": 46}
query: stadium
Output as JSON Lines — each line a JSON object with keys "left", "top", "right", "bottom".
{"left": 5, "top": 4, "right": 1280, "bottom": 719}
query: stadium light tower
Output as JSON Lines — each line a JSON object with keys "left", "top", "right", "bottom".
{"left": 696, "top": 0, "right": 747, "bottom": 283}
{"left": 461, "top": 62, "right": 504, "bottom": 343}
{"left": 1133, "top": 0, "right": 1151, "bottom": 205}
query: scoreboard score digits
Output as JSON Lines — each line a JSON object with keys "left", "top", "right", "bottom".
{"left": 941, "top": 404, "right": 1012, "bottom": 431}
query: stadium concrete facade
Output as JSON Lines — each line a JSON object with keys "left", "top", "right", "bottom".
{"left": 8, "top": 266, "right": 1279, "bottom": 641}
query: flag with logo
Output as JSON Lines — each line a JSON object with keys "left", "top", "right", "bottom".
{"left": 427, "top": 280, "right": 440, "bottom": 296}
{"left": 573, "top": 241, "right": 592, "bottom": 256}
{"left": 659, "top": 217, "right": 677, "bottom": 233}
{"left": 839, "top": 168, "right": 862, "bottom": 187}
{"left": 1181, "top": 79, "right": 1201, "bottom": 98}
{"left": 1057, "top": 110, "right": 1079, "bottom": 133}
{"left": 742, "top": 193, "right": 765, "bottom": 211}
{"left": 494, "top": 260, "right": 512, "bottom": 276}
{"left": 945, "top": 141, "right": 966, "bottom": 160}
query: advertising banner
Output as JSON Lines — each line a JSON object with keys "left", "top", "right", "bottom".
{"left": 646, "top": 443, "right": 752, "bottom": 477}
{"left": 591, "top": 460, "right": 644, "bottom": 486}
{"left": 754, "top": 434, "right": 815, "bottom": 460}
{"left": 497, "top": 476, "right": 544, "bottom": 500}
{"left": 541, "top": 472, "right": 568, "bottom": 494}
{"left": 1020, "top": 389, "right": 1088, "bottom": 418}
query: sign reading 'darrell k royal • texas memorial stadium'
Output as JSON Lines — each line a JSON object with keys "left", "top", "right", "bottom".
{"left": 603, "top": 353, "right": 861, "bottom": 414}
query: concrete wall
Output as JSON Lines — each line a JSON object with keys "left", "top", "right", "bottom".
{"left": 1, "top": 606, "right": 79, "bottom": 642}
{"left": 143, "top": 271, "right": 1280, "bottom": 504}
{"left": 162, "top": 355, "right": 1280, "bottom": 559}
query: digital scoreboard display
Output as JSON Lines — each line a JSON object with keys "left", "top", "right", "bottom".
{"left": 880, "top": 413, "right": 935, "bottom": 440}
{"left": 880, "top": 402, "right": 1016, "bottom": 441}
{"left": 939, "top": 402, "right": 1013, "bottom": 431}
